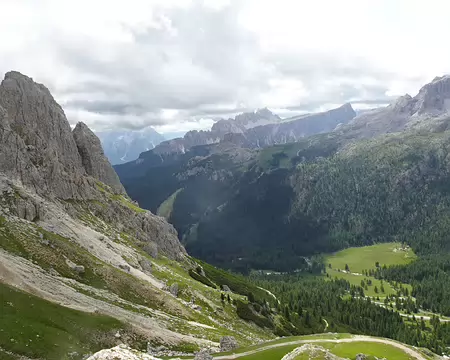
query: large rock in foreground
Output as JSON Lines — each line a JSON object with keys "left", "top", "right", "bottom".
{"left": 87, "top": 345, "right": 161, "bottom": 360}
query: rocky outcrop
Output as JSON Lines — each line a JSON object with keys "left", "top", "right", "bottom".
{"left": 219, "top": 336, "right": 238, "bottom": 352}
{"left": 87, "top": 345, "right": 161, "bottom": 359}
{"left": 0, "top": 71, "right": 95, "bottom": 200}
{"left": 73, "top": 122, "right": 126, "bottom": 194}
{"left": 194, "top": 349, "right": 213, "bottom": 360}
{"left": 0, "top": 71, "right": 186, "bottom": 261}
{"left": 341, "top": 75, "right": 450, "bottom": 139}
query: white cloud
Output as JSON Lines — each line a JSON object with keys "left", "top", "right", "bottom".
{"left": 1, "top": 0, "right": 450, "bottom": 132}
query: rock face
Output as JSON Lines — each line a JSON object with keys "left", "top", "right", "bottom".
{"left": 0, "top": 71, "right": 94, "bottom": 200}
{"left": 341, "top": 75, "right": 450, "bottom": 139}
{"left": 73, "top": 122, "right": 126, "bottom": 194}
{"left": 219, "top": 336, "right": 238, "bottom": 352}
{"left": 0, "top": 70, "right": 186, "bottom": 261}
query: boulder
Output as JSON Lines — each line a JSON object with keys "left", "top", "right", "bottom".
{"left": 169, "top": 283, "right": 179, "bottom": 297}
{"left": 219, "top": 336, "right": 238, "bottom": 352}
{"left": 221, "top": 285, "right": 231, "bottom": 292}
{"left": 139, "top": 258, "right": 152, "bottom": 273}
{"left": 194, "top": 349, "right": 213, "bottom": 360}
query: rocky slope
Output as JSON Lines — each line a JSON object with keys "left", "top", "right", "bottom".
{"left": 97, "top": 127, "right": 165, "bottom": 165}
{"left": 0, "top": 71, "right": 279, "bottom": 359}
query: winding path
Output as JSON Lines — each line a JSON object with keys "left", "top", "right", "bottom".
{"left": 215, "top": 335, "right": 427, "bottom": 360}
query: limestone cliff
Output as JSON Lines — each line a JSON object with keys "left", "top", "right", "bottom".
{"left": 0, "top": 71, "right": 185, "bottom": 260}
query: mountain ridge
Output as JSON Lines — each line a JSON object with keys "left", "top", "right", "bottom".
{"left": 149, "top": 104, "right": 356, "bottom": 156}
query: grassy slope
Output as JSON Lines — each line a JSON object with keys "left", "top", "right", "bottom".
{"left": 323, "top": 243, "right": 416, "bottom": 297}
{"left": 216, "top": 340, "right": 420, "bottom": 360}
{"left": 0, "top": 186, "right": 275, "bottom": 359}
{"left": 0, "top": 282, "right": 127, "bottom": 360}
{"left": 157, "top": 188, "right": 183, "bottom": 219}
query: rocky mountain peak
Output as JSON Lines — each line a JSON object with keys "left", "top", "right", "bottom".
{"left": 0, "top": 70, "right": 93, "bottom": 199}
{"left": 340, "top": 103, "right": 356, "bottom": 114}
{"left": 73, "top": 122, "right": 126, "bottom": 194}
{"left": 414, "top": 75, "right": 450, "bottom": 115}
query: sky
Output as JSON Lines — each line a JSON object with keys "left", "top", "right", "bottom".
{"left": 1, "top": 0, "right": 450, "bottom": 134}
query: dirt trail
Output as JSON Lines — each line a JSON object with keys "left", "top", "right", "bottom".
{"left": 215, "top": 335, "right": 428, "bottom": 360}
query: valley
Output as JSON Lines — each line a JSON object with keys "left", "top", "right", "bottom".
{"left": 2, "top": 70, "right": 450, "bottom": 360}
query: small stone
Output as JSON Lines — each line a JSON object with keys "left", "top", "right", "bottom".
{"left": 118, "top": 264, "right": 131, "bottom": 273}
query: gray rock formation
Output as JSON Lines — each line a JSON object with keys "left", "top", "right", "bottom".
{"left": 73, "top": 122, "right": 126, "bottom": 194}
{"left": 194, "top": 349, "right": 213, "bottom": 360}
{"left": 219, "top": 336, "right": 238, "bottom": 352}
{"left": 139, "top": 258, "right": 152, "bottom": 273}
{"left": 340, "top": 75, "right": 450, "bottom": 139}
{"left": 0, "top": 71, "right": 186, "bottom": 261}
{"left": 0, "top": 71, "right": 94, "bottom": 200}
{"left": 169, "top": 283, "right": 179, "bottom": 297}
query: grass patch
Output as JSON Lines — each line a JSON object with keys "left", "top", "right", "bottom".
{"left": 216, "top": 339, "right": 419, "bottom": 360}
{"left": 319, "top": 341, "right": 416, "bottom": 360}
{"left": 324, "top": 243, "right": 416, "bottom": 297}
{"left": 0, "top": 282, "right": 126, "bottom": 360}
{"left": 157, "top": 188, "right": 183, "bottom": 219}
{"left": 325, "top": 243, "right": 416, "bottom": 274}
{"left": 111, "top": 194, "right": 146, "bottom": 213}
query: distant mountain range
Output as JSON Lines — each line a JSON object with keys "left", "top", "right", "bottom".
{"left": 97, "top": 127, "right": 166, "bottom": 165}
{"left": 151, "top": 104, "right": 356, "bottom": 155}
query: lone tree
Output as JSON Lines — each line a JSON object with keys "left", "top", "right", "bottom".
{"left": 345, "top": 264, "right": 350, "bottom": 272}
{"left": 221, "top": 293, "right": 225, "bottom": 303}
{"left": 227, "top": 294, "right": 231, "bottom": 303}
{"left": 375, "top": 261, "right": 380, "bottom": 268}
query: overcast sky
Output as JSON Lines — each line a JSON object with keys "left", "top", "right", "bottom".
{"left": 1, "top": 0, "right": 450, "bottom": 134}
